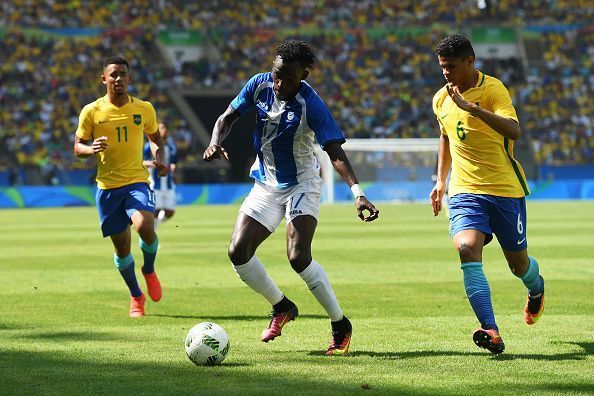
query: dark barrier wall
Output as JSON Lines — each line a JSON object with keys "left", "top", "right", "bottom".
{"left": 185, "top": 95, "right": 256, "bottom": 183}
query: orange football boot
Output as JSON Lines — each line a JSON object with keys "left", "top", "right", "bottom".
{"left": 142, "top": 271, "right": 162, "bottom": 302}
{"left": 129, "top": 293, "right": 146, "bottom": 318}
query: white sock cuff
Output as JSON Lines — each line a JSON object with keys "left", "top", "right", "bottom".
{"left": 234, "top": 255, "right": 259, "bottom": 272}
{"left": 233, "top": 255, "right": 283, "bottom": 306}
{"left": 298, "top": 260, "right": 321, "bottom": 284}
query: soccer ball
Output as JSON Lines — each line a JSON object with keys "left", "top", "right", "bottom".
{"left": 185, "top": 322, "right": 230, "bottom": 366}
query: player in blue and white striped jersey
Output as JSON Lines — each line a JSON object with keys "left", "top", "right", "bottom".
{"left": 143, "top": 122, "right": 178, "bottom": 227}
{"left": 203, "top": 40, "right": 379, "bottom": 356}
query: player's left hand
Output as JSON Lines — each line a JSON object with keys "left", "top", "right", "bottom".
{"left": 446, "top": 83, "right": 476, "bottom": 114}
{"left": 153, "top": 160, "right": 169, "bottom": 177}
{"left": 355, "top": 197, "right": 379, "bottom": 222}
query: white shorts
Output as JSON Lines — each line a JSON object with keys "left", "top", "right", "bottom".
{"left": 240, "top": 176, "right": 323, "bottom": 232}
{"left": 154, "top": 189, "right": 177, "bottom": 210}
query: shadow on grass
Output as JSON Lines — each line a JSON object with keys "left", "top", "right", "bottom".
{"left": 0, "top": 349, "right": 362, "bottom": 395}
{"left": 0, "top": 322, "right": 27, "bottom": 330}
{"left": 18, "top": 331, "right": 123, "bottom": 341}
{"left": 147, "top": 313, "right": 327, "bottom": 320}
{"left": 562, "top": 341, "right": 594, "bottom": 355}
{"left": 309, "top": 341, "right": 594, "bottom": 361}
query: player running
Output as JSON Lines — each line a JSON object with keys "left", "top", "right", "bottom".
{"left": 430, "top": 34, "right": 545, "bottom": 354}
{"left": 203, "top": 40, "right": 379, "bottom": 355}
{"left": 143, "top": 121, "right": 178, "bottom": 228}
{"left": 74, "top": 56, "right": 167, "bottom": 317}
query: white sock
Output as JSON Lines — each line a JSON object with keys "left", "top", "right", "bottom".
{"left": 299, "top": 260, "right": 343, "bottom": 322}
{"left": 233, "top": 256, "right": 284, "bottom": 305}
{"left": 156, "top": 210, "right": 168, "bottom": 223}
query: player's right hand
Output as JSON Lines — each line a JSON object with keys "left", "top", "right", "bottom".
{"left": 203, "top": 144, "right": 230, "bottom": 162}
{"left": 92, "top": 136, "right": 109, "bottom": 153}
{"left": 355, "top": 197, "right": 379, "bottom": 222}
{"left": 430, "top": 182, "right": 445, "bottom": 216}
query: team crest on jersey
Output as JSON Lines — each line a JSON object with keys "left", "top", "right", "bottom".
{"left": 287, "top": 111, "right": 295, "bottom": 121}
{"left": 133, "top": 114, "right": 142, "bottom": 125}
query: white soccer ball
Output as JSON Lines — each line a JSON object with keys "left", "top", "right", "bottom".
{"left": 185, "top": 322, "right": 230, "bottom": 366}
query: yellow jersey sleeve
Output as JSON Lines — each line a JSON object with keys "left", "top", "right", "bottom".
{"left": 75, "top": 102, "right": 96, "bottom": 140}
{"left": 144, "top": 101, "right": 158, "bottom": 135}
{"left": 432, "top": 88, "right": 449, "bottom": 136}
{"left": 486, "top": 79, "right": 518, "bottom": 122}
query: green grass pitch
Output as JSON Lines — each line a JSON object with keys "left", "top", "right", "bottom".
{"left": 1, "top": 201, "right": 593, "bottom": 395}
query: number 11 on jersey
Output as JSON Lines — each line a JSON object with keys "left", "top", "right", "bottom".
{"left": 116, "top": 126, "right": 128, "bottom": 142}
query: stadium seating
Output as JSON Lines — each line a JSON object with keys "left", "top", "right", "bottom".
{"left": 0, "top": 1, "right": 592, "bottom": 185}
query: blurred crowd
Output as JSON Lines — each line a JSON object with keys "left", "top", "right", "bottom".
{"left": 0, "top": 1, "right": 592, "bottom": 185}
{"left": 521, "top": 28, "right": 594, "bottom": 165}
{"left": 2, "top": 0, "right": 591, "bottom": 28}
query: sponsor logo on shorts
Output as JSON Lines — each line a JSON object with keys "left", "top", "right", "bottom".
{"left": 289, "top": 209, "right": 303, "bottom": 216}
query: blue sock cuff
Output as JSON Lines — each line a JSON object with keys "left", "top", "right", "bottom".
{"left": 521, "top": 256, "right": 539, "bottom": 281}
{"left": 114, "top": 253, "right": 134, "bottom": 270}
{"left": 139, "top": 238, "right": 159, "bottom": 254}
{"left": 461, "top": 261, "right": 482, "bottom": 270}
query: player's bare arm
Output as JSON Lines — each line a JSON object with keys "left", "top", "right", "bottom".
{"left": 446, "top": 83, "right": 521, "bottom": 140}
{"left": 142, "top": 159, "right": 155, "bottom": 168}
{"left": 430, "top": 134, "right": 452, "bottom": 217}
{"left": 74, "top": 135, "right": 108, "bottom": 158}
{"left": 325, "top": 142, "right": 379, "bottom": 222}
{"left": 147, "top": 129, "right": 169, "bottom": 177}
{"left": 203, "top": 105, "right": 241, "bottom": 162}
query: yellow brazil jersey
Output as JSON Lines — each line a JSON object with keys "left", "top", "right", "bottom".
{"left": 432, "top": 71, "right": 530, "bottom": 198}
{"left": 76, "top": 95, "right": 158, "bottom": 189}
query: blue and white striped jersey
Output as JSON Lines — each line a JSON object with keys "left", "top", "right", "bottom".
{"left": 231, "top": 72, "right": 346, "bottom": 189}
{"left": 143, "top": 137, "right": 178, "bottom": 191}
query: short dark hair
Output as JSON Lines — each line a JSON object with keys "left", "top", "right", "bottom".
{"left": 434, "top": 34, "right": 475, "bottom": 59}
{"left": 102, "top": 56, "right": 129, "bottom": 70}
{"left": 274, "top": 40, "right": 316, "bottom": 69}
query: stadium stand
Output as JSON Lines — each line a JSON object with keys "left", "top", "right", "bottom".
{"left": 0, "top": 26, "right": 195, "bottom": 184}
{"left": 0, "top": 1, "right": 592, "bottom": 185}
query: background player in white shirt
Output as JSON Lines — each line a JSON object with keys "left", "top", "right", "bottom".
{"left": 144, "top": 122, "right": 178, "bottom": 227}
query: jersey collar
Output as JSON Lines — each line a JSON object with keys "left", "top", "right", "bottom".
{"left": 103, "top": 94, "right": 132, "bottom": 108}
{"left": 475, "top": 71, "right": 486, "bottom": 88}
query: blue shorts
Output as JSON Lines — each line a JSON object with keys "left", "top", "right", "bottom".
{"left": 96, "top": 183, "right": 156, "bottom": 237}
{"left": 449, "top": 193, "right": 528, "bottom": 251}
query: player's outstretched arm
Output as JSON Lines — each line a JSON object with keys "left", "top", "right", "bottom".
{"left": 203, "top": 105, "right": 241, "bottom": 162}
{"left": 147, "top": 129, "right": 169, "bottom": 177}
{"left": 430, "top": 134, "right": 451, "bottom": 217}
{"left": 325, "top": 142, "right": 379, "bottom": 222}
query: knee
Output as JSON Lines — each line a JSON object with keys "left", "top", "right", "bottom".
{"left": 507, "top": 256, "right": 529, "bottom": 276}
{"left": 113, "top": 242, "right": 130, "bottom": 257}
{"left": 287, "top": 249, "right": 311, "bottom": 273}
{"left": 457, "top": 241, "right": 479, "bottom": 262}
{"left": 138, "top": 226, "right": 156, "bottom": 243}
{"left": 228, "top": 239, "right": 252, "bottom": 265}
